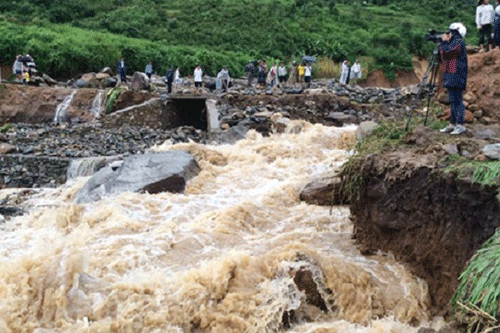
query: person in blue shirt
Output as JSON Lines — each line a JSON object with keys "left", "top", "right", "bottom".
{"left": 145, "top": 61, "right": 154, "bottom": 79}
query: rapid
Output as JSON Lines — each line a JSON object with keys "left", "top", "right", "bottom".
{"left": 0, "top": 121, "right": 445, "bottom": 332}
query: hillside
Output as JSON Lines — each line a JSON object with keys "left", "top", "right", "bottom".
{"left": 0, "top": 0, "right": 478, "bottom": 79}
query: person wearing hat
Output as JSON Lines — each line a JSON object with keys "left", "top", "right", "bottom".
{"left": 439, "top": 22, "right": 468, "bottom": 135}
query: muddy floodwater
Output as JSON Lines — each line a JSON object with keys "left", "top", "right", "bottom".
{"left": 0, "top": 122, "right": 447, "bottom": 332}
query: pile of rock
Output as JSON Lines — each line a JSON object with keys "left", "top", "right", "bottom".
{"left": 0, "top": 123, "right": 207, "bottom": 188}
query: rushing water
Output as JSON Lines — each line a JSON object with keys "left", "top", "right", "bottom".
{"left": 53, "top": 91, "right": 77, "bottom": 124}
{"left": 90, "top": 90, "right": 105, "bottom": 119}
{"left": 0, "top": 122, "right": 446, "bottom": 332}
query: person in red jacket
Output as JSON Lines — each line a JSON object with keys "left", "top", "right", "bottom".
{"left": 439, "top": 22, "right": 468, "bottom": 135}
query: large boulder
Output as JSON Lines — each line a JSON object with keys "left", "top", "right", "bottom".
{"left": 130, "top": 72, "right": 150, "bottom": 91}
{"left": 483, "top": 143, "right": 500, "bottom": 160}
{"left": 356, "top": 121, "right": 379, "bottom": 141}
{"left": 74, "top": 151, "right": 200, "bottom": 203}
{"left": 299, "top": 172, "right": 347, "bottom": 206}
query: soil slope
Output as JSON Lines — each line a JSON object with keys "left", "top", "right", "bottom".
{"left": 345, "top": 123, "right": 500, "bottom": 316}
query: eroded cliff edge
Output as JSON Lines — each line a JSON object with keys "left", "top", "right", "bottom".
{"left": 343, "top": 126, "right": 500, "bottom": 315}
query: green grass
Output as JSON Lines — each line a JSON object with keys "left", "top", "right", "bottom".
{"left": 105, "top": 87, "right": 124, "bottom": 114}
{"left": 0, "top": 0, "right": 479, "bottom": 80}
{"left": 0, "top": 123, "right": 13, "bottom": 133}
{"left": 453, "top": 228, "right": 500, "bottom": 332}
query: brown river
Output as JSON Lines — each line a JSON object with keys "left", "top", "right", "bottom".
{"left": 0, "top": 121, "right": 446, "bottom": 332}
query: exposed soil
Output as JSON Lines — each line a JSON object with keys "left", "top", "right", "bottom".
{"left": 359, "top": 57, "right": 429, "bottom": 88}
{"left": 0, "top": 84, "right": 97, "bottom": 123}
{"left": 345, "top": 126, "right": 500, "bottom": 315}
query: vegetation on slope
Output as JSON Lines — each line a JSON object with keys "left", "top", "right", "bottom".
{"left": 0, "top": 0, "right": 479, "bottom": 79}
{"left": 453, "top": 227, "right": 500, "bottom": 332}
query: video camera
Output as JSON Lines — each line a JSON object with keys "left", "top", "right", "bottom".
{"left": 425, "top": 29, "right": 446, "bottom": 43}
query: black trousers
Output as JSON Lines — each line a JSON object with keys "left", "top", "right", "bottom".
{"left": 479, "top": 24, "right": 493, "bottom": 46}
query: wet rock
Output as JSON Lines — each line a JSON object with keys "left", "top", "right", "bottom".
{"left": 74, "top": 151, "right": 200, "bottom": 203}
{"left": 130, "top": 72, "right": 150, "bottom": 91}
{"left": 100, "top": 67, "right": 114, "bottom": 76}
{"left": 326, "top": 111, "right": 356, "bottom": 125}
{"left": 299, "top": 172, "right": 347, "bottom": 206}
{"left": 356, "top": 121, "right": 379, "bottom": 141}
{"left": 104, "top": 77, "right": 117, "bottom": 88}
{"left": 95, "top": 73, "right": 110, "bottom": 80}
{"left": 74, "top": 79, "right": 90, "bottom": 88}
{"left": 442, "top": 143, "right": 459, "bottom": 155}
{"left": 42, "top": 73, "right": 58, "bottom": 86}
{"left": 417, "top": 328, "right": 436, "bottom": 333}
{"left": 0, "top": 206, "right": 24, "bottom": 217}
{"left": 483, "top": 143, "right": 500, "bottom": 160}
{"left": 0, "top": 143, "right": 15, "bottom": 154}
{"left": 270, "top": 113, "right": 291, "bottom": 133}
{"left": 473, "top": 110, "right": 483, "bottom": 118}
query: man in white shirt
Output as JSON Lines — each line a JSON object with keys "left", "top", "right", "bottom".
{"left": 304, "top": 64, "right": 312, "bottom": 88}
{"left": 193, "top": 65, "right": 203, "bottom": 88}
{"left": 339, "top": 60, "right": 349, "bottom": 84}
{"left": 278, "top": 62, "right": 287, "bottom": 88}
{"left": 350, "top": 59, "right": 362, "bottom": 85}
{"left": 476, "top": 0, "right": 495, "bottom": 52}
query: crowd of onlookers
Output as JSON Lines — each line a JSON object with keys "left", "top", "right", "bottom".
{"left": 11, "top": 54, "right": 37, "bottom": 85}
{"left": 476, "top": 0, "right": 500, "bottom": 52}
{"left": 111, "top": 58, "right": 363, "bottom": 94}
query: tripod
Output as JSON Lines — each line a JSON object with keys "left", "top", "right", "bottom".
{"left": 405, "top": 45, "right": 441, "bottom": 131}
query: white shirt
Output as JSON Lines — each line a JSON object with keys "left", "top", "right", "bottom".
{"left": 305, "top": 66, "right": 312, "bottom": 76}
{"left": 194, "top": 68, "right": 203, "bottom": 82}
{"left": 477, "top": 4, "right": 495, "bottom": 27}
{"left": 217, "top": 69, "right": 229, "bottom": 80}
{"left": 351, "top": 63, "right": 361, "bottom": 73}
{"left": 278, "top": 66, "right": 287, "bottom": 76}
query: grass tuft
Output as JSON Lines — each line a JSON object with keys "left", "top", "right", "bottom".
{"left": 452, "top": 228, "right": 500, "bottom": 332}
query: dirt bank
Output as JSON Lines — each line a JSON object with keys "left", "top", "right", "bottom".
{"left": 344, "top": 126, "right": 500, "bottom": 315}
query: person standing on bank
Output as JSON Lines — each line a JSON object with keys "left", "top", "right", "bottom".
{"left": 339, "top": 60, "right": 349, "bottom": 84}
{"left": 304, "top": 63, "right": 312, "bottom": 88}
{"left": 494, "top": 0, "right": 500, "bottom": 47}
{"left": 278, "top": 62, "right": 287, "bottom": 88}
{"left": 118, "top": 58, "right": 127, "bottom": 83}
{"left": 12, "top": 55, "right": 23, "bottom": 80}
{"left": 350, "top": 59, "right": 362, "bottom": 85}
{"left": 165, "top": 66, "right": 175, "bottom": 94}
{"left": 194, "top": 65, "right": 203, "bottom": 88}
{"left": 476, "top": 0, "right": 495, "bottom": 52}
{"left": 439, "top": 22, "right": 468, "bottom": 135}
{"left": 145, "top": 61, "right": 153, "bottom": 79}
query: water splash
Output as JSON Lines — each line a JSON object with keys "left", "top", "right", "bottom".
{"left": 53, "top": 90, "right": 77, "bottom": 124}
{"left": 66, "top": 156, "right": 122, "bottom": 179}
{"left": 90, "top": 90, "right": 105, "bottom": 118}
{"left": 0, "top": 123, "right": 445, "bottom": 332}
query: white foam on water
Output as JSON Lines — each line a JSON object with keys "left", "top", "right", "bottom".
{"left": 53, "top": 90, "right": 77, "bottom": 124}
{"left": 0, "top": 122, "right": 442, "bottom": 332}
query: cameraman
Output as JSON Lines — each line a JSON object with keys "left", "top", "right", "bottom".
{"left": 438, "top": 23, "right": 468, "bottom": 135}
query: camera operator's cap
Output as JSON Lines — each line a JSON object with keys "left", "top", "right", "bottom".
{"left": 449, "top": 22, "right": 466, "bottom": 38}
